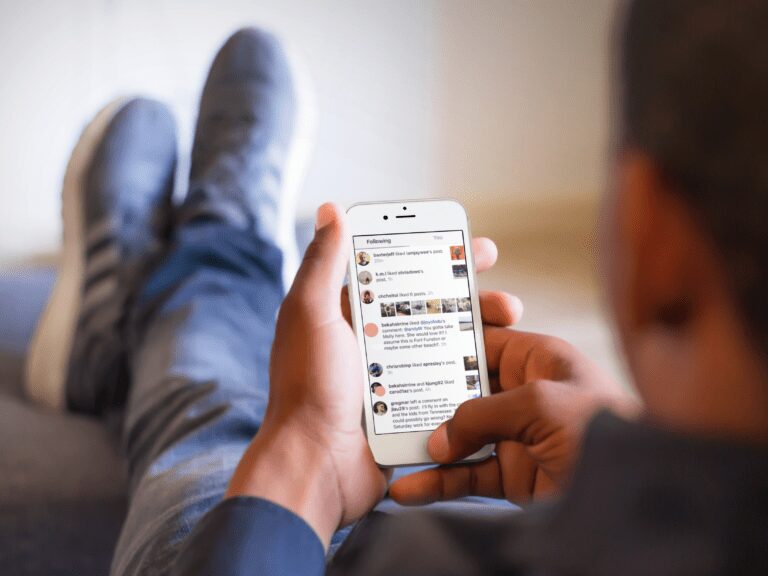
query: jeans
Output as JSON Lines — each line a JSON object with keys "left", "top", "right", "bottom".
{"left": 109, "top": 220, "right": 516, "bottom": 576}
{"left": 110, "top": 222, "right": 283, "bottom": 576}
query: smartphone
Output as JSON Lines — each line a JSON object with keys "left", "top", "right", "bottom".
{"left": 347, "top": 199, "right": 494, "bottom": 467}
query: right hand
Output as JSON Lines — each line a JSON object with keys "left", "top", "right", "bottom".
{"left": 390, "top": 327, "right": 640, "bottom": 505}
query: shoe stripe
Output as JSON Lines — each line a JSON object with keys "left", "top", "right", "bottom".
{"left": 80, "top": 275, "right": 119, "bottom": 319}
{"left": 86, "top": 234, "right": 115, "bottom": 260}
{"left": 78, "top": 301, "right": 122, "bottom": 339}
{"left": 85, "top": 243, "right": 120, "bottom": 286}
{"left": 79, "top": 233, "right": 122, "bottom": 350}
{"left": 85, "top": 218, "right": 116, "bottom": 250}
{"left": 84, "top": 263, "right": 119, "bottom": 294}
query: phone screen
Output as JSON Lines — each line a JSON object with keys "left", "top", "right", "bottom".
{"left": 353, "top": 230, "right": 482, "bottom": 435}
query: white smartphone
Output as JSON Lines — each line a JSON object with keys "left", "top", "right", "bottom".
{"left": 347, "top": 199, "right": 494, "bottom": 467}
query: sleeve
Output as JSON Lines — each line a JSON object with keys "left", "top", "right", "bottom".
{"left": 172, "top": 496, "right": 326, "bottom": 576}
{"left": 327, "top": 506, "right": 527, "bottom": 576}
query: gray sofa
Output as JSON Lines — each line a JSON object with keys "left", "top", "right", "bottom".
{"left": 0, "top": 268, "right": 127, "bottom": 575}
{"left": 0, "top": 225, "right": 317, "bottom": 575}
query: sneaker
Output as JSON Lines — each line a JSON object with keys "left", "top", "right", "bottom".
{"left": 180, "top": 27, "right": 316, "bottom": 290}
{"left": 25, "top": 98, "right": 178, "bottom": 412}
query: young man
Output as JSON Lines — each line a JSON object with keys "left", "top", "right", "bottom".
{"left": 25, "top": 1, "right": 768, "bottom": 575}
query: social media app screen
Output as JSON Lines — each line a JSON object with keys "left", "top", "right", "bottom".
{"left": 353, "top": 231, "right": 482, "bottom": 435}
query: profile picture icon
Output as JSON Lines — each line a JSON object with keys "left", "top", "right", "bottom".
{"left": 358, "top": 271, "right": 373, "bottom": 285}
{"left": 368, "top": 362, "right": 384, "bottom": 377}
{"left": 357, "top": 251, "right": 371, "bottom": 266}
{"left": 373, "top": 401, "right": 388, "bottom": 415}
{"left": 450, "top": 245, "right": 465, "bottom": 261}
{"left": 370, "top": 382, "right": 386, "bottom": 397}
{"left": 361, "top": 289, "right": 375, "bottom": 304}
{"left": 364, "top": 323, "right": 379, "bottom": 337}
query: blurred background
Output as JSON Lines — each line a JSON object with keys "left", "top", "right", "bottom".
{"left": 0, "top": 0, "right": 625, "bottom": 383}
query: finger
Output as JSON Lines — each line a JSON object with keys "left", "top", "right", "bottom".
{"left": 482, "top": 326, "right": 538, "bottom": 376}
{"left": 288, "top": 203, "right": 349, "bottom": 311}
{"left": 427, "top": 385, "right": 546, "bottom": 463}
{"left": 532, "top": 468, "right": 560, "bottom": 499}
{"left": 496, "top": 441, "right": 537, "bottom": 504}
{"left": 482, "top": 326, "right": 530, "bottom": 384}
{"left": 471, "top": 237, "right": 498, "bottom": 273}
{"left": 482, "top": 327, "right": 580, "bottom": 384}
{"left": 341, "top": 285, "right": 351, "bottom": 324}
{"left": 478, "top": 291, "right": 524, "bottom": 327}
{"left": 488, "top": 374, "right": 501, "bottom": 394}
{"left": 389, "top": 457, "right": 504, "bottom": 505}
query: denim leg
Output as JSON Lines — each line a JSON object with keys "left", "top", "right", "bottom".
{"left": 110, "top": 223, "right": 283, "bottom": 576}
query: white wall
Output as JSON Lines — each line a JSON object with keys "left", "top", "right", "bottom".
{"left": 435, "top": 0, "right": 615, "bottom": 237}
{"left": 0, "top": 0, "right": 616, "bottom": 264}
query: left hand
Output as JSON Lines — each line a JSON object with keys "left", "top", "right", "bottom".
{"left": 226, "top": 202, "right": 521, "bottom": 548}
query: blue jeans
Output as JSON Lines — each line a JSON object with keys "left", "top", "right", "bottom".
{"left": 110, "top": 221, "right": 516, "bottom": 576}
{"left": 111, "top": 222, "right": 284, "bottom": 576}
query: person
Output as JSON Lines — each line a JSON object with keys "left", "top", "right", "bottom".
{"left": 176, "top": 1, "right": 768, "bottom": 573}
{"left": 21, "top": 2, "right": 768, "bottom": 575}
{"left": 24, "top": 28, "right": 341, "bottom": 575}
{"left": 361, "top": 290, "right": 374, "bottom": 304}
{"left": 356, "top": 251, "right": 370, "bottom": 266}
{"left": 370, "top": 382, "right": 385, "bottom": 397}
{"left": 373, "top": 401, "right": 387, "bottom": 416}
{"left": 358, "top": 271, "right": 372, "bottom": 285}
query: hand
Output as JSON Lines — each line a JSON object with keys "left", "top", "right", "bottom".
{"left": 226, "top": 202, "right": 522, "bottom": 548}
{"left": 390, "top": 329, "right": 640, "bottom": 506}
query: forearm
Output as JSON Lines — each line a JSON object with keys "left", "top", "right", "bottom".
{"left": 226, "top": 423, "right": 343, "bottom": 550}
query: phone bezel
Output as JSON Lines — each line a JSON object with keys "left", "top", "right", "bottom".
{"left": 346, "top": 198, "right": 494, "bottom": 467}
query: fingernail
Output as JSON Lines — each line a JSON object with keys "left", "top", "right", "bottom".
{"left": 510, "top": 295, "right": 524, "bottom": 318}
{"left": 315, "top": 203, "right": 335, "bottom": 231}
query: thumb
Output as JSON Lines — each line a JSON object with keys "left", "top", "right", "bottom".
{"left": 427, "top": 387, "right": 540, "bottom": 463}
{"left": 287, "top": 202, "right": 349, "bottom": 309}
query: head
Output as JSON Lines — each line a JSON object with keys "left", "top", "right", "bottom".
{"left": 604, "top": 0, "right": 768, "bottom": 438}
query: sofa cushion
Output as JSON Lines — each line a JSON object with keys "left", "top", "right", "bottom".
{"left": 0, "top": 268, "right": 56, "bottom": 398}
{"left": 0, "top": 267, "right": 127, "bottom": 575}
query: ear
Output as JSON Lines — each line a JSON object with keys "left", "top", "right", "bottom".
{"left": 619, "top": 152, "right": 705, "bottom": 332}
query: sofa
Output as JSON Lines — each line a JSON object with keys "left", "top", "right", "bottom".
{"left": 0, "top": 268, "right": 127, "bottom": 575}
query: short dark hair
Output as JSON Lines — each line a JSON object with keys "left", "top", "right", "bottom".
{"left": 619, "top": 0, "right": 768, "bottom": 351}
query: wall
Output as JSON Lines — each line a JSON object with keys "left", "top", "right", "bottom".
{"left": 435, "top": 0, "right": 615, "bottom": 239}
{"left": 0, "top": 0, "right": 617, "bottom": 264}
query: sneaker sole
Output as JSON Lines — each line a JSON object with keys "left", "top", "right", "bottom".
{"left": 25, "top": 98, "right": 130, "bottom": 411}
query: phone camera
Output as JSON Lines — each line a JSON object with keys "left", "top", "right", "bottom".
{"left": 403, "top": 206, "right": 407, "bottom": 210}
{"left": 383, "top": 215, "right": 389, "bottom": 220}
